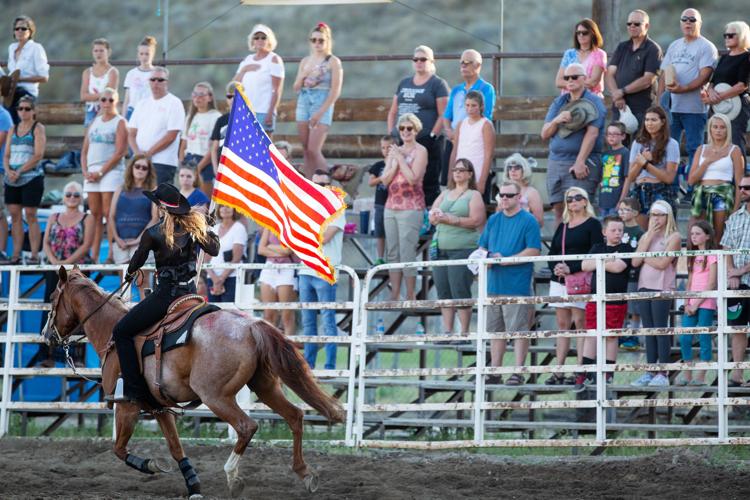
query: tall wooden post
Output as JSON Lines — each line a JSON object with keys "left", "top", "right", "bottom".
{"left": 592, "top": 0, "right": 622, "bottom": 52}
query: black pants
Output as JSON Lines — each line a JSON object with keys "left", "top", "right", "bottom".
{"left": 417, "top": 134, "right": 444, "bottom": 207}
{"left": 113, "top": 282, "right": 194, "bottom": 394}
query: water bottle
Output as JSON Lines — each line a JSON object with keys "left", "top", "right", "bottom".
{"left": 375, "top": 318, "right": 385, "bottom": 336}
{"left": 415, "top": 322, "right": 425, "bottom": 345}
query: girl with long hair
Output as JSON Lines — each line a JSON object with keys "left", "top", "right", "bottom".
{"left": 179, "top": 81, "right": 221, "bottom": 196}
{"left": 678, "top": 220, "right": 718, "bottom": 385}
{"left": 110, "top": 183, "right": 219, "bottom": 406}
{"left": 293, "top": 22, "right": 343, "bottom": 178}
{"left": 627, "top": 106, "right": 680, "bottom": 228}
{"left": 631, "top": 200, "right": 681, "bottom": 387}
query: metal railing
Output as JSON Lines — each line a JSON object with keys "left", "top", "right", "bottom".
{"left": 357, "top": 249, "right": 750, "bottom": 449}
{"left": 3, "top": 250, "right": 750, "bottom": 448}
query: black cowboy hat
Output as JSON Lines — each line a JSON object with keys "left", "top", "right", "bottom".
{"left": 144, "top": 183, "right": 191, "bottom": 215}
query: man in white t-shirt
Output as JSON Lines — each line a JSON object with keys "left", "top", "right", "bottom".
{"left": 127, "top": 66, "right": 185, "bottom": 185}
{"left": 299, "top": 170, "right": 345, "bottom": 370}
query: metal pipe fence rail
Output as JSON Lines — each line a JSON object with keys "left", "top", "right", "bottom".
{"left": 2, "top": 250, "right": 750, "bottom": 449}
{"left": 0, "top": 263, "right": 361, "bottom": 446}
{"left": 358, "top": 249, "right": 750, "bottom": 450}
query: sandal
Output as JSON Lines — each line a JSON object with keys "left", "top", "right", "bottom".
{"left": 26, "top": 256, "right": 40, "bottom": 265}
{"left": 545, "top": 373, "right": 565, "bottom": 385}
{"left": 486, "top": 375, "right": 503, "bottom": 385}
{"left": 563, "top": 375, "right": 576, "bottom": 385}
{"left": 1, "top": 255, "right": 22, "bottom": 265}
{"left": 506, "top": 374, "right": 525, "bottom": 386}
{"left": 729, "top": 379, "right": 742, "bottom": 388}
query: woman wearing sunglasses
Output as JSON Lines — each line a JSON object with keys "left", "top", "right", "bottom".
{"left": 5, "top": 15, "right": 49, "bottom": 124}
{"left": 233, "top": 24, "right": 284, "bottom": 135}
{"left": 555, "top": 18, "right": 607, "bottom": 97}
{"left": 293, "top": 22, "right": 343, "bottom": 178}
{"left": 380, "top": 113, "right": 428, "bottom": 301}
{"left": 108, "top": 155, "right": 159, "bottom": 275}
{"left": 386, "top": 45, "right": 449, "bottom": 207}
{"left": 39, "top": 181, "right": 94, "bottom": 366}
{"left": 702, "top": 21, "right": 750, "bottom": 158}
{"left": 179, "top": 81, "right": 221, "bottom": 196}
{"left": 81, "top": 87, "right": 127, "bottom": 263}
{"left": 545, "top": 186, "right": 603, "bottom": 385}
{"left": 2, "top": 95, "right": 45, "bottom": 265}
{"left": 79, "top": 38, "right": 118, "bottom": 127}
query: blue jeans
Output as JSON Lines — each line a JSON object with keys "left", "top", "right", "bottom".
{"left": 670, "top": 112, "right": 707, "bottom": 182}
{"left": 299, "top": 274, "right": 337, "bottom": 369}
{"left": 680, "top": 307, "right": 715, "bottom": 362}
{"left": 153, "top": 163, "right": 177, "bottom": 185}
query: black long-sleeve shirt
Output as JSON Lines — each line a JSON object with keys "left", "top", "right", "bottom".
{"left": 547, "top": 218, "right": 603, "bottom": 283}
{"left": 128, "top": 219, "right": 220, "bottom": 280}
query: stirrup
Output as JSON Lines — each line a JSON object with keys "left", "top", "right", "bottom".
{"left": 105, "top": 377, "right": 132, "bottom": 403}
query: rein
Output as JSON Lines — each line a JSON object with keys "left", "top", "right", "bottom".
{"left": 47, "top": 272, "right": 138, "bottom": 384}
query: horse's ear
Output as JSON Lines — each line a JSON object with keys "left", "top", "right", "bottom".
{"left": 58, "top": 266, "right": 68, "bottom": 282}
{"left": 73, "top": 264, "right": 80, "bottom": 272}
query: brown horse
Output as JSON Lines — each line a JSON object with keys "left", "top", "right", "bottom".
{"left": 42, "top": 266, "right": 344, "bottom": 498}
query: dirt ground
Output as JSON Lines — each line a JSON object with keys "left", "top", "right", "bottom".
{"left": 1, "top": 437, "right": 749, "bottom": 499}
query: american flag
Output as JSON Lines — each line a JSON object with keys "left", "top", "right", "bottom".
{"left": 213, "top": 85, "right": 345, "bottom": 284}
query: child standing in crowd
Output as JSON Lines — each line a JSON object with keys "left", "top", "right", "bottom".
{"left": 177, "top": 165, "right": 209, "bottom": 211}
{"left": 79, "top": 38, "right": 118, "bottom": 127}
{"left": 578, "top": 216, "right": 632, "bottom": 390}
{"left": 678, "top": 221, "right": 718, "bottom": 386}
{"left": 618, "top": 197, "right": 644, "bottom": 350}
{"left": 600, "top": 121, "right": 630, "bottom": 216}
{"left": 367, "top": 135, "right": 393, "bottom": 265}
{"left": 122, "top": 36, "right": 156, "bottom": 120}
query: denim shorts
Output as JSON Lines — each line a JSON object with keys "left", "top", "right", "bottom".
{"left": 182, "top": 153, "right": 214, "bottom": 182}
{"left": 255, "top": 112, "right": 276, "bottom": 133}
{"left": 296, "top": 88, "right": 333, "bottom": 126}
{"left": 373, "top": 204, "right": 385, "bottom": 238}
{"left": 630, "top": 182, "right": 677, "bottom": 215}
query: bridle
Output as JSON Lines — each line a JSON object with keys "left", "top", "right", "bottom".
{"left": 44, "top": 272, "right": 136, "bottom": 382}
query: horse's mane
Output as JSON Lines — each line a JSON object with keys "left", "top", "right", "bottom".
{"left": 68, "top": 271, "right": 129, "bottom": 314}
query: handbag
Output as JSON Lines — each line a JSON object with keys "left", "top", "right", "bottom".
{"left": 562, "top": 223, "right": 592, "bottom": 295}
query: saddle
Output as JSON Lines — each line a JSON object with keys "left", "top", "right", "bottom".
{"left": 128, "top": 295, "right": 218, "bottom": 403}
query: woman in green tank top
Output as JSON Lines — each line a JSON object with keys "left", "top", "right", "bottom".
{"left": 428, "top": 158, "right": 487, "bottom": 340}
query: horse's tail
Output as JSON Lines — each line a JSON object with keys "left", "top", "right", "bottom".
{"left": 249, "top": 319, "right": 345, "bottom": 424}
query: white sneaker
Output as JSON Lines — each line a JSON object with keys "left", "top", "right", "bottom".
{"left": 648, "top": 373, "right": 669, "bottom": 387}
{"left": 631, "top": 373, "right": 654, "bottom": 387}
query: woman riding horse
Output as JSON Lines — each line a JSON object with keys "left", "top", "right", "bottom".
{"left": 111, "top": 182, "right": 219, "bottom": 405}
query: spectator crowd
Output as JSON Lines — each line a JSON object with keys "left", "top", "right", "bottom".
{"left": 3, "top": 9, "right": 750, "bottom": 384}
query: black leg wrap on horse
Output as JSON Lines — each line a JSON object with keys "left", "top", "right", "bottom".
{"left": 125, "top": 453, "right": 155, "bottom": 475}
{"left": 179, "top": 457, "right": 201, "bottom": 495}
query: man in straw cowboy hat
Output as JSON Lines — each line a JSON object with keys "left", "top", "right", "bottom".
{"left": 658, "top": 8, "right": 718, "bottom": 186}
{"left": 542, "top": 62, "right": 607, "bottom": 225}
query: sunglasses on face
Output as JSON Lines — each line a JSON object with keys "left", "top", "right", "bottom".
{"left": 650, "top": 212, "right": 667, "bottom": 217}
{"left": 399, "top": 125, "right": 414, "bottom": 132}
{"left": 64, "top": 192, "right": 81, "bottom": 199}
{"left": 724, "top": 33, "right": 737, "bottom": 39}
{"left": 498, "top": 192, "right": 518, "bottom": 199}
{"left": 626, "top": 22, "right": 642, "bottom": 27}
{"left": 150, "top": 77, "right": 167, "bottom": 82}
{"left": 14, "top": 26, "right": 29, "bottom": 32}
{"left": 566, "top": 194, "right": 586, "bottom": 203}
{"left": 226, "top": 94, "right": 234, "bottom": 99}
{"left": 253, "top": 35, "right": 267, "bottom": 40}
{"left": 507, "top": 164, "right": 523, "bottom": 170}
{"left": 17, "top": 106, "right": 32, "bottom": 112}
{"left": 309, "top": 37, "right": 325, "bottom": 44}
{"left": 133, "top": 164, "right": 150, "bottom": 171}
{"left": 563, "top": 74, "right": 584, "bottom": 81}
{"left": 99, "top": 97, "right": 115, "bottom": 103}
{"left": 681, "top": 16, "right": 697, "bottom": 23}
{"left": 576, "top": 30, "right": 590, "bottom": 36}
{"left": 739, "top": 185, "right": 750, "bottom": 191}
{"left": 315, "top": 181, "right": 331, "bottom": 187}
{"left": 460, "top": 60, "right": 477, "bottom": 66}
{"left": 412, "top": 57, "right": 429, "bottom": 63}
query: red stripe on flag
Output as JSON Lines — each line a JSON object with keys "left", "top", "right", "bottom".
{"left": 272, "top": 153, "right": 337, "bottom": 214}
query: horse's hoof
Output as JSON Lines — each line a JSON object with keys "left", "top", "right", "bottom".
{"left": 304, "top": 472, "right": 319, "bottom": 493}
{"left": 229, "top": 476, "right": 246, "bottom": 498}
{"left": 147, "top": 458, "right": 173, "bottom": 473}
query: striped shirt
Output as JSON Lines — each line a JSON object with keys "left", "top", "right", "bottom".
{"left": 721, "top": 204, "right": 750, "bottom": 287}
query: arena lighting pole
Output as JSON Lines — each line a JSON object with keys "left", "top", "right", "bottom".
{"left": 162, "top": 0, "right": 169, "bottom": 61}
